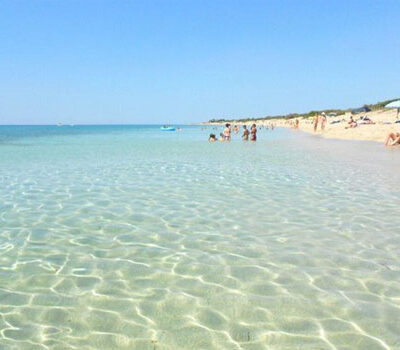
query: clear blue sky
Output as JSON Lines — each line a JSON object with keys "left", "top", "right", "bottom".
{"left": 1, "top": 0, "right": 399, "bottom": 124}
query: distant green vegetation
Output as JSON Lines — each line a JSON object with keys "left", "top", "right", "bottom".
{"left": 364, "top": 98, "right": 399, "bottom": 111}
{"left": 208, "top": 97, "right": 399, "bottom": 123}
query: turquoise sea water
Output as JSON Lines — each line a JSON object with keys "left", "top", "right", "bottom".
{"left": 1, "top": 125, "right": 400, "bottom": 350}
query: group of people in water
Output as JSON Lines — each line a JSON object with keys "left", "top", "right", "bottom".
{"left": 206, "top": 116, "right": 400, "bottom": 147}
{"left": 208, "top": 123, "right": 260, "bottom": 142}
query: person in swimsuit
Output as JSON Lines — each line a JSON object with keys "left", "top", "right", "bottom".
{"left": 233, "top": 125, "right": 239, "bottom": 134}
{"left": 313, "top": 114, "right": 319, "bottom": 132}
{"left": 345, "top": 116, "right": 357, "bottom": 129}
{"left": 242, "top": 125, "right": 249, "bottom": 141}
{"left": 218, "top": 133, "right": 225, "bottom": 142}
{"left": 320, "top": 113, "right": 327, "bottom": 131}
{"left": 384, "top": 132, "right": 400, "bottom": 146}
{"left": 250, "top": 124, "right": 257, "bottom": 141}
{"left": 223, "top": 123, "right": 231, "bottom": 141}
{"left": 208, "top": 133, "right": 217, "bottom": 142}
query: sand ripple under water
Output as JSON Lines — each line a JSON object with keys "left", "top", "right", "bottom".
{"left": 0, "top": 126, "right": 399, "bottom": 349}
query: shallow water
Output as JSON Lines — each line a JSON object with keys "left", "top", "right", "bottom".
{"left": 0, "top": 125, "right": 400, "bottom": 350}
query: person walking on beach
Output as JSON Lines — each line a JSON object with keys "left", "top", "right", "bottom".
{"left": 250, "top": 124, "right": 257, "bottom": 141}
{"left": 242, "top": 125, "right": 249, "bottom": 141}
{"left": 320, "top": 113, "right": 327, "bottom": 131}
{"left": 313, "top": 114, "right": 319, "bottom": 132}
{"left": 223, "top": 123, "right": 231, "bottom": 141}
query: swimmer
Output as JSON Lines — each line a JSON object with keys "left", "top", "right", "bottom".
{"left": 242, "top": 125, "right": 249, "bottom": 141}
{"left": 208, "top": 133, "right": 217, "bottom": 142}
{"left": 250, "top": 123, "right": 257, "bottom": 141}
{"left": 223, "top": 123, "right": 231, "bottom": 141}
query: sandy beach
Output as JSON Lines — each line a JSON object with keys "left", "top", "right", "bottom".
{"left": 204, "top": 108, "right": 400, "bottom": 144}
{"left": 261, "top": 109, "right": 400, "bottom": 143}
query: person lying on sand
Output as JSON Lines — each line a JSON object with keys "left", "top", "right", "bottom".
{"left": 358, "top": 115, "right": 375, "bottom": 124}
{"left": 384, "top": 132, "right": 400, "bottom": 146}
{"left": 345, "top": 116, "right": 357, "bottom": 129}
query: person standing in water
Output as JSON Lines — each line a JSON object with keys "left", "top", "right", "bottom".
{"left": 233, "top": 125, "right": 239, "bottom": 134}
{"left": 250, "top": 124, "right": 257, "bottom": 141}
{"left": 242, "top": 125, "right": 249, "bottom": 141}
{"left": 223, "top": 123, "right": 231, "bottom": 141}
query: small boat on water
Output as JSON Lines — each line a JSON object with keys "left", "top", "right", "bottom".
{"left": 160, "top": 125, "right": 176, "bottom": 131}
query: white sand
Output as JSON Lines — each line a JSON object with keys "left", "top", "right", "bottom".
{"left": 259, "top": 109, "right": 400, "bottom": 143}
